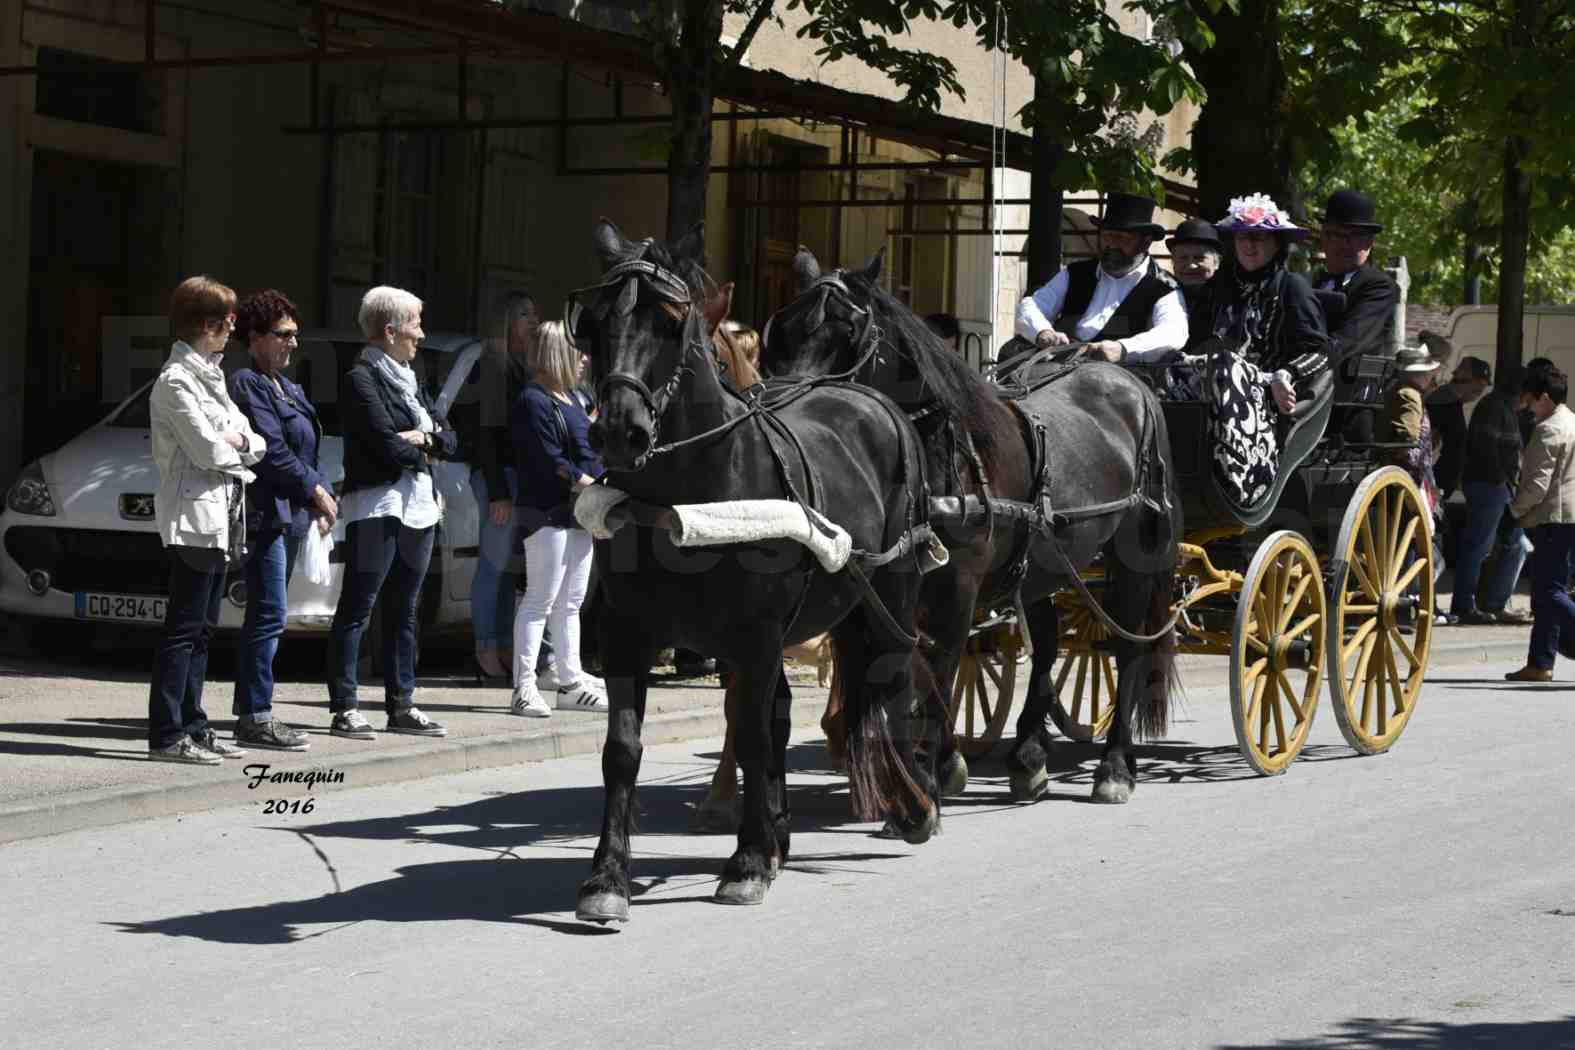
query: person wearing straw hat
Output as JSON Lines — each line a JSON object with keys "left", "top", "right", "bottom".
{"left": 1196, "top": 192, "right": 1330, "bottom": 510}
{"left": 1379, "top": 340, "right": 1451, "bottom": 621}
{"left": 1505, "top": 366, "right": 1575, "bottom": 682}
{"left": 1165, "top": 217, "right": 1224, "bottom": 347}
{"left": 1014, "top": 191, "right": 1188, "bottom": 364}
{"left": 1315, "top": 189, "right": 1400, "bottom": 441}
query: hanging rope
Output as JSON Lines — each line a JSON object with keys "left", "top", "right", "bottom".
{"left": 988, "top": 0, "right": 1009, "bottom": 366}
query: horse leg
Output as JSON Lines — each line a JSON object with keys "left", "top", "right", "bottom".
{"left": 820, "top": 659, "right": 846, "bottom": 772}
{"left": 769, "top": 664, "right": 793, "bottom": 871}
{"left": 1005, "top": 596, "right": 1061, "bottom": 802}
{"left": 716, "top": 631, "right": 786, "bottom": 906}
{"left": 693, "top": 675, "right": 741, "bottom": 833}
{"left": 576, "top": 608, "right": 656, "bottom": 924}
{"left": 920, "top": 576, "right": 982, "bottom": 798}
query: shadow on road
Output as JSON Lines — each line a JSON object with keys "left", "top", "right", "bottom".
{"left": 1215, "top": 1014, "right": 1575, "bottom": 1049}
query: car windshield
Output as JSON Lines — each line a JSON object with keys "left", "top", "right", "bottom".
{"left": 108, "top": 341, "right": 464, "bottom": 436}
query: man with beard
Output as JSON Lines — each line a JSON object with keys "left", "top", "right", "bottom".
{"left": 1314, "top": 189, "right": 1401, "bottom": 441}
{"left": 1014, "top": 191, "right": 1188, "bottom": 363}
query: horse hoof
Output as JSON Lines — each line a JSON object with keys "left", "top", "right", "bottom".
{"left": 903, "top": 805, "right": 939, "bottom": 845}
{"left": 691, "top": 798, "right": 740, "bottom": 834}
{"left": 939, "top": 753, "right": 969, "bottom": 797}
{"left": 715, "top": 878, "right": 769, "bottom": 906}
{"left": 1091, "top": 778, "right": 1133, "bottom": 805}
{"left": 1009, "top": 766, "right": 1049, "bottom": 802}
{"left": 575, "top": 892, "right": 630, "bottom": 924}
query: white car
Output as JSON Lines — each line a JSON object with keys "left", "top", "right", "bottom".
{"left": 0, "top": 332, "right": 489, "bottom": 643}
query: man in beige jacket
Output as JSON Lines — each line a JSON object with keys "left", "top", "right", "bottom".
{"left": 1505, "top": 367, "right": 1575, "bottom": 682}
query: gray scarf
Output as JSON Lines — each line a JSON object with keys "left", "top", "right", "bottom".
{"left": 360, "top": 345, "right": 433, "bottom": 433}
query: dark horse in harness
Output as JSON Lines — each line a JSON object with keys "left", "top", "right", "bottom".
{"left": 763, "top": 248, "right": 1182, "bottom": 803}
{"left": 572, "top": 221, "right": 941, "bottom": 922}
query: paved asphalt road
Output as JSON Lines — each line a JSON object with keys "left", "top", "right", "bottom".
{"left": 5, "top": 671, "right": 1574, "bottom": 1050}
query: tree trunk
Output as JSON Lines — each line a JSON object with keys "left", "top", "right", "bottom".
{"left": 1185, "top": 0, "right": 1292, "bottom": 221}
{"left": 1495, "top": 134, "right": 1533, "bottom": 377}
{"left": 1026, "top": 76, "right": 1065, "bottom": 290}
{"left": 664, "top": 0, "right": 723, "bottom": 253}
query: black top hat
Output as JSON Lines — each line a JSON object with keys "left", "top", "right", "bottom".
{"left": 1321, "top": 189, "right": 1383, "bottom": 233}
{"left": 1166, "top": 218, "right": 1222, "bottom": 249}
{"left": 1095, "top": 192, "right": 1166, "bottom": 238}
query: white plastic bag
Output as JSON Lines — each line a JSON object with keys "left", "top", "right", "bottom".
{"left": 301, "top": 523, "right": 334, "bottom": 586}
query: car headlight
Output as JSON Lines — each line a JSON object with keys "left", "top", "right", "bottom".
{"left": 6, "top": 460, "right": 56, "bottom": 517}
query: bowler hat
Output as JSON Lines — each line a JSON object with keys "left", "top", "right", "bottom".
{"left": 1095, "top": 192, "right": 1165, "bottom": 238}
{"left": 1167, "top": 218, "right": 1222, "bottom": 250}
{"left": 1321, "top": 189, "right": 1383, "bottom": 233}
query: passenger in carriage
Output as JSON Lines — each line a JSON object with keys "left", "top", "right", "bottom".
{"left": 1013, "top": 191, "right": 1188, "bottom": 364}
{"left": 1314, "top": 189, "right": 1401, "bottom": 442}
{"left": 1196, "top": 193, "right": 1331, "bottom": 510}
{"left": 1164, "top": 218, "right": 1224, "bottom": 348}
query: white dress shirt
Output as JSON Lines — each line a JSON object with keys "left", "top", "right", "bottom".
{"left": 1015, "top": 259, "right": 1190, "bottom": 362}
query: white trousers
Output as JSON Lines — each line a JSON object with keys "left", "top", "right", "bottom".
{"left": 513, "top": 525, "right": 593, "bottom": 690}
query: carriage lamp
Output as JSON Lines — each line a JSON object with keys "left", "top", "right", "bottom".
{"left": 6, "top": 461, "right": 56, "bottom": 517}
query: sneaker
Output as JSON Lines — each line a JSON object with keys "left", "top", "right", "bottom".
{"left": 535, "top": 670, "right": 606, "bottom": 694}
{"left": 235, "top": 718, "right": 310, "bottom": 752}
{"left": 386, "top": 706, "right": 447, "bottom": 737}
{"left": 1491, "top": 608, "right": 1534, "bottom": 626}
{"left": 191, "top": 728, "right": 247, "bottom": 759}
{"left": 511, "top": 682, "right": 552, "bottom": 718}
{"left": 330, "top": 710, "right": 377, "bottom": 740}
{"left": 149, "top": 738, "right": 222, "bottom": 765}
{"left": 556, "top": 680, "right": 610, "bottom": 712}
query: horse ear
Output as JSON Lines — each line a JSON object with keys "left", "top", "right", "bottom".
{"left": 793, "top": 247, "right": 822, "bottom": 293}
{"left": 593, "top": 219, "right": 630, "bottom": 266}
{"left": 860, "top": 246, "right": 886, "bottom": 282}
{"left": 704, "top": 281, "right": 735, "bottom": 336}
{"left": 672, "top": 222, "right": 707, "bottom": 264}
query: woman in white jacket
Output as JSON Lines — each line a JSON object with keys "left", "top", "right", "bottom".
{"left": 147, "top": 276, "right": 266, "bottom": 765}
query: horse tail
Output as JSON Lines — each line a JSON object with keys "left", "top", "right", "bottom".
{"left": 841, "top": 632, "right": 931, "bottom": 825}
{"left": 1135, "top": 396, "right": 1181, "bottom": 743}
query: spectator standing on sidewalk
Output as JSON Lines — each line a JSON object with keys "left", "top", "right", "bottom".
{"left": 1452, "top": 364, "right": 1532, "bottom": 625}
{"left": 227, "top": 291, "right": 335, "bottom": 751}
{"left": 508, "top": 321, "right": 608, "bottom": 717}
{"left": 326, "top": 286, "right": 460, "bottom": 738}
{"left": 1379, "top": 343, "right": 1449, "bottom": 622}
{"left": 1427, "top": 354, "right": 1491, "bottom": 502}
{"left": 147, "top": 276, "right": 266, "bottom": 765}
{"left": 1505, "top": 367, "right": 1575, "bottom": 683}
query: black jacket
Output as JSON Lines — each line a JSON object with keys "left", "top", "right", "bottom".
{"left": 1316, "top": 264, "right": 1398, "bottom": 388}
{"left": 1214, "top": 268, "right": 1331, "bottom": 387}
{"left": 1425, "top": 386, "right": 1469, "bottom": 498}
{"left": 1461, "top": 387, "right": 1522, "bottom": 489}
{"left": 340, "top": 358, "right": 460, "bottom": 496}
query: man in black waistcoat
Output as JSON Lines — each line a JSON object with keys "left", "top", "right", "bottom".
{"left": 1166, "top": 217, "right": 1223, "bottom": 348}
{"left": 1014, "top": 191, "right": 1188, "bottom": 364}
{"left": 1315, "top": 189, "right": 1400, "bottom": 440}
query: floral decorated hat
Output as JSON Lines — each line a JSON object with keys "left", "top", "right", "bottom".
{"left": 1215, "top": 193, "right": 1312, "bottom": 240}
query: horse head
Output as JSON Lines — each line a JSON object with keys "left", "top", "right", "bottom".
{"left": 760, "top": 246, "right": 884, "bottom": 381}
{"left": 576, "top": 219, "right": 731, "bottom": 471}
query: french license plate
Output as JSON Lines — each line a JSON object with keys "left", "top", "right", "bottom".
{"left": 74, "top": 592, "right": 167, "bottom": 624}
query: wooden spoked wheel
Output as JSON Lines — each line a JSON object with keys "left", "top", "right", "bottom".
{"left": 1048, "top": 596, "right": 1115, "bottom": 742}
{"left": 1326, "top": 467, "right": 1433, "bottom": 754}
{"left": 949, "top": 620, "right": 1020, "bottom": 757}
{"left": 1230, "top": 531, "right": 1326, "bottom": 776}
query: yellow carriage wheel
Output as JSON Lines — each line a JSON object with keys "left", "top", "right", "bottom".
{"left": 949, "top": 620, "right": 1020, "bottom": 758}
{"left": 1048, "top": 596, "right": 1116, "bottom": 742}
{"left": 1230, "top": 531, "right": 1326, "bottom": 776}
{"left": 1326, "top": 467, "right": 1433, "bottom": 754}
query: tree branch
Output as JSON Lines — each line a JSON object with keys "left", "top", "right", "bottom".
{"left": 727, "top": 0, "right": 776, "bottom": 67}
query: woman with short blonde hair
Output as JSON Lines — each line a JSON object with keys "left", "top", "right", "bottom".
{"left": 507, "top": 318, "right": 607, "bottom": 716}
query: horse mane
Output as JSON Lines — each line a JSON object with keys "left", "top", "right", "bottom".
{"left": 841, "top": 268, "right": 1005, "bottom": 460}
{"left": 639, "top": 239, "right": 761, "bottom": 390}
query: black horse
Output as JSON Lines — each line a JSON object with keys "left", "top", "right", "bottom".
{"left": 762, "top": 248, "right": 1181, "bottom": 803}
{"left": 572, "top": 221, "right": 940, "bottom": 922}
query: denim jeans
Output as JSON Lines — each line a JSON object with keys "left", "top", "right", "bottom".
{"left": 1452, "top": 481, "right": 1528, "bottom": 616}
{"left": 328, "top": 516, "right": 435, "bottom": 715}
{"left": 232, "top": 528, "right": 301, "bottom": 722}
{"left": 469, "top": 467, "right": 519, "bottom": 650}
{"left": 1526, "top": 523, "right": 1575, "bottom": 670}
{"left": 148, "top": 545, "right": 228, "bottom": 748}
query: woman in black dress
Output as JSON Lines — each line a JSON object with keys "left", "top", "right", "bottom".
{"left": 1202, "top": 193, "right": 1332, "bottom": 510}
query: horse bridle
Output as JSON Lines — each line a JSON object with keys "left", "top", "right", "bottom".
{"left": 764, "top": 271, "right": 881, "bottom": 380}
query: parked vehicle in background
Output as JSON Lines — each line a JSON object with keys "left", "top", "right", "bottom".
{"left": 0, "top": 332, "right": 489, "bottom": 649}
{"left": 1442, "top": 306, "right": 1575, "bottom": 378}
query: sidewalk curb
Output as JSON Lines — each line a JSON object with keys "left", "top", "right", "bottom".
{"left": 0, "top": 633, "right": 1530, "bottom": 846}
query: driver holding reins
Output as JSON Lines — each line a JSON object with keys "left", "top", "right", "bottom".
{"left": 1013, "top": 191, "right": 1190, "bottom": 364}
